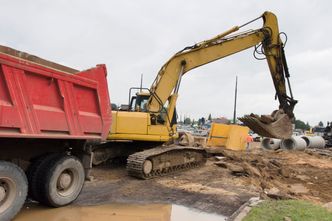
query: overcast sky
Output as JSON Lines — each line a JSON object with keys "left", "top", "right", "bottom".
{"left": 1, "top": 1, "right": 331, "bottom": 126}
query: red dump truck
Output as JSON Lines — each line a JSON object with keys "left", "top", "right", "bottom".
{"left": 0, "top": 45, "right": 112, "bottom": 220}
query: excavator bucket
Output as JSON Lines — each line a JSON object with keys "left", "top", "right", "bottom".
{"left": 239, "top": 110, "right": 293, "bottom": 139}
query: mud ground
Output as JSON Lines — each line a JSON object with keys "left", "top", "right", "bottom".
{"left": 74, "top": 143, "right": 332, "bottom": 217}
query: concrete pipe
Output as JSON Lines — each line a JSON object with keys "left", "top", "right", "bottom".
{"left": 301, "top": 136, "right": 326, "bottom": 148}
{"left": 280, "top": 136, "right": 307, "bottom": 151}
{"left": 261, "top": 138, "right": 281, "bottom": 150}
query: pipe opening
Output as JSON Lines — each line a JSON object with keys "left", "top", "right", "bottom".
{"left": 261, "top": 138, "right": 280, "bottom": 150}
{"left": 282, "top": 139, "right": 295, "bottom": 150}
{"left": 301, "top": 136, "right": 310, "bottom": 147}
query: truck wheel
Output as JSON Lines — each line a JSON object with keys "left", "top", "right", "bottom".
{"left": 38, "top": 155, "right": 85, "bottom": 207}
{"left": 26, "top": 153, "right": 61, "bottom": 202}
{"left": 0, "top": 161, "right": 27, "bottom": 221}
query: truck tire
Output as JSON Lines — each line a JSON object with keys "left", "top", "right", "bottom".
{"left": 37, "top": 155, "right": 85, "bottom": 207}
{"left": 26, "top": 153, "right": 61, "bottom": 202}
{"left": 0, "top": 161, "right": 28, "bottom": 221}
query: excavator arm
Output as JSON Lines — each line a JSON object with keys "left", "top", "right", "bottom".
{"left": 147, "top": 11, "right": 297, "bottom": 139}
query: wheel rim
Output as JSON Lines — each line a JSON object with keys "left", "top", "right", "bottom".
{"left": 56, "top": 169, "right": 78, "bottom": 197}
{"left": 0, "top": 177, "right": 16, "bottom": 214}
{"left": 143, "top": 160, "right": 153, "bottom": 175}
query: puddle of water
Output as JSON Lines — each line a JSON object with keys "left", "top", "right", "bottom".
{"left": 171, "top": 205, "right": 226, "bottom": 221}
{"left": 14, "top": 203, "right": 226, "bottom": 221}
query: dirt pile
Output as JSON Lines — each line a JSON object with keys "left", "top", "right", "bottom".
{"left": 212, "top": 147, "right": 332, "bottom": 204}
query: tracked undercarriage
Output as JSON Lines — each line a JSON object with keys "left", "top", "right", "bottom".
{"left": 127, "top": 146, "right": 207, "bottom": 179}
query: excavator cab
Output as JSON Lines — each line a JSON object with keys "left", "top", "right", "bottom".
{"left": 128, "top": 87, "right": 150, "bottom": 112}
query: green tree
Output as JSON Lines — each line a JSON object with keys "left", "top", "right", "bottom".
{"left": 198, "top": 117, "right": 206, "bottom": 126}
{"left": 184, "top": 117, "right": 191, "bottom": 125}
{"left": 208, "top": 114, "right": 212, "bottom": 121}
{"left": 201, "top": 117, "right": 206, "bottom": 125}
{"left": 295, "top": 119, "right": 310, "bottom": 130}
{"left": 318, "top": 121, "right": 324, "bottom": 127}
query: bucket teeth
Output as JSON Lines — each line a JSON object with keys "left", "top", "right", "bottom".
{"left": 239, "top": 111, "right": 292, "bottom": 139}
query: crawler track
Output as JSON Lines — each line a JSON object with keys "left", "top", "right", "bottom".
{"left": 127, "top": 146, "right": 207, "bottom": 179}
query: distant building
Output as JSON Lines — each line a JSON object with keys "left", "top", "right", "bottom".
{"left": 212, "top": 117, "right": 230, "bottom": 124}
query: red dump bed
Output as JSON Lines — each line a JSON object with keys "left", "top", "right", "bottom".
{"left": 0, "top": 46, "right": 112, "bottom": 140}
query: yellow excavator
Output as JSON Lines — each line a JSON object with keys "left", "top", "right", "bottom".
{"left": 94, "top": 11, "right": 297, "bottom": 179}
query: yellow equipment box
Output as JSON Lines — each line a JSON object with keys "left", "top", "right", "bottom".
{"left": 207, "top": 123, "right": 249, "bottom": 151}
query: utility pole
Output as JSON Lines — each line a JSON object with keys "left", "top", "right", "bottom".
{"left": 233, "top": 76, "right": 238, "bottom": 124}
{"left": 140, "top": 74, "right": 143, "bottom": 92}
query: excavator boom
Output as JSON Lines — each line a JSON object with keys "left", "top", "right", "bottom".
{"left": 147, "top": 11, "right": 296, "bottom": 139}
